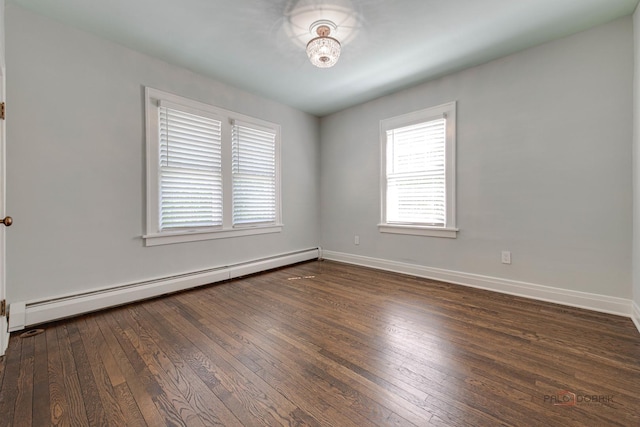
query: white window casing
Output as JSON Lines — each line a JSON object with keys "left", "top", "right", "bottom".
{"left": 379, "top": 101, "right": 458, "bottom": 238}
{"left": 144, "top": 87, "right": 282, "bottom": 246}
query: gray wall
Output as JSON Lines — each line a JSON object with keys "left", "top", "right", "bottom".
{"left": 320, "top": 17, "right": 633, "bottom": 298}
{"left": 6, "top": 5, "right": 320, "bottom": 302}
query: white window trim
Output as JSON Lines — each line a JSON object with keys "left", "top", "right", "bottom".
{"left": 143, "top": 225, "right": 283, "bottom": 247}
{"left": 379, "top": 101, "right": 458, "bottom": 238}
{"left": 144, "top": 87, "right": 282, "bottom": 246}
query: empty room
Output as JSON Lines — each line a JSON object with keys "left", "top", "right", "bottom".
{"left": 0, "top": 0, "right": 640, "bottom": 425}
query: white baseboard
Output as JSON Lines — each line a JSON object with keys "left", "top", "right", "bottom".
{"left": 8, "top": 301, "right": 25, "bottom": 332}
{"left": 0, "top": 317, "right": 7, "bottom": 356}
{"left": 632, "top": 300, "right": 640, "bottom": 334}
{"left": 9, "top": 248, "right": 319, "bottom": 331}
{"left": 322, "top": 251, "right": 633, "bottom": 318}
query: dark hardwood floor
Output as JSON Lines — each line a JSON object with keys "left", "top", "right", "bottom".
{"left": 0, "top": 260, "right": 639, "bottom": 426}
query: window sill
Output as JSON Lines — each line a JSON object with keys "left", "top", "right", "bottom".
{"left": 143, "top": 224, "right": 283, "bottom": 247}
{"left": 378, "top": 224, "right": 458, "bottom": 239}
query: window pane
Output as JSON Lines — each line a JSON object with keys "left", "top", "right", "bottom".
{"left": 159, "top": 107, "right": 222, "bottom": 230}
{"left": 386, "top": 118, "right": 446, "bottom": 226}
{"left": 232, "top": 124, "right": 277, "bottom": 226}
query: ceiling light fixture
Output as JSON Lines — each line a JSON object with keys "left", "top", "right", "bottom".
{"left": 306, "top": 20, "right": 341, "bottom": 68}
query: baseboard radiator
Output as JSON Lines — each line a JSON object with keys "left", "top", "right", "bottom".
{"left": 9, "top": 248, "right": 320, "bottom": 331}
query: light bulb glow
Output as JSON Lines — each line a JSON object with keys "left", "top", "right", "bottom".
{"left": 306, "top": 35, "right": 341, "bottom": 68}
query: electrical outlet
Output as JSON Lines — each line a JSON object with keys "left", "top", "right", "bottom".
{"left": 501, "top": 251, "right": 511, "bottom": 264}
{"left": 354, "top": 235, "right": 360, "bottom": 245}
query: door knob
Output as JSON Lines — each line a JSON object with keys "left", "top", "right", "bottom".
{"left": 1, "top": 216, "right": 12, "bottom": 227}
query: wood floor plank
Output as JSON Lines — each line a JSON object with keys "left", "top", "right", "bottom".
{"left": 65, "top": 321, "right": 109, "bottom": 426}
{"left": 31, "top": 330, "right": 50, "bottom": 426}
{"left": 0, "top": 336, "right": 22, "bottom": 427}
{"left": 92, "top": 312, "right": 168, "bottom": 427}
{"left": 45, "top": 326, "right": 71, "bottom": 426}
{"left": 56, "top": 324, "right": 90, "bottom": 426}
{"left": 13, "top": 334, "right": 34, "bottom": 426}
{"left": 0, "top": 343, "right": 6, "bottom": 396}
{"left": 112, "top": 382, "right": 148, "bottom": 427}
{"left": 75, "top": 317, "right": 130, "bottom": 426}
{"left": 0, "top": 260, "right": 639, "bottom": 426}
{"left": 84, "top": 315, "right": 126, "bottom": 387}
{"left": 78, "top": 315, "right": 148, "bottom": 426}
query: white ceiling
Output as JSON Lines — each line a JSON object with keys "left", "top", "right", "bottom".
{"left": 8, "top": 0, "right": 639, "bottom": 116}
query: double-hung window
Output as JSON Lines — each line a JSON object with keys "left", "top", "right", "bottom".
{"left": 145, "top": 88, "right": 281, "bottom": 246}
{"left": 379, "top": 102, "right": 457, "bottom": 238}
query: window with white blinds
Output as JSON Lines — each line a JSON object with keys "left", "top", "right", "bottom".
{"left": 386, "top": 118, "right": 446, "bottom": 225}
{"left": 159, "top": 103, "right": 222, "bottom": 230}
{"left": 380, "top": 102, "right": 457, "bottom": 238}
{"left": 144, "top": 88, "right": 282, "bottom": 246}
{"left": 232, "top": 122, "right": 277, "bottom": 226}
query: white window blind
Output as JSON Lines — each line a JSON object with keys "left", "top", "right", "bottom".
{"left": 159, "top": 104, "right": 222, "bottom": 230}
{"left": 386, "top": 117, "right": 446, "bottom": 226}
{"left": 232, "top": 122, "right": 277, "bottom": 226}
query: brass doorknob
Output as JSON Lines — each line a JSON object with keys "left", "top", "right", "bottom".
{"left": 1, "top": 216, "right": 12, "bottom": 227}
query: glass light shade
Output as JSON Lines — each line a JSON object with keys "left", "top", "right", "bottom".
{"left": 306, "top": 36, "right": 341, "bottom": 68}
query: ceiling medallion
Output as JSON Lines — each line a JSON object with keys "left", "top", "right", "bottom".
{"left": 306, "top": 21, "right": 341, "bottom": 68}
{"left": 284, "top": 0, "right": 361, "bottom": 69}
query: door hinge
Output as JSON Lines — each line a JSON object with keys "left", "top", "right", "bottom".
{"left": 0, "top": 300, "right": 5, "bottom": 317}
{"left": 0, "top": 102, "right": 4, "bottom": 120}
